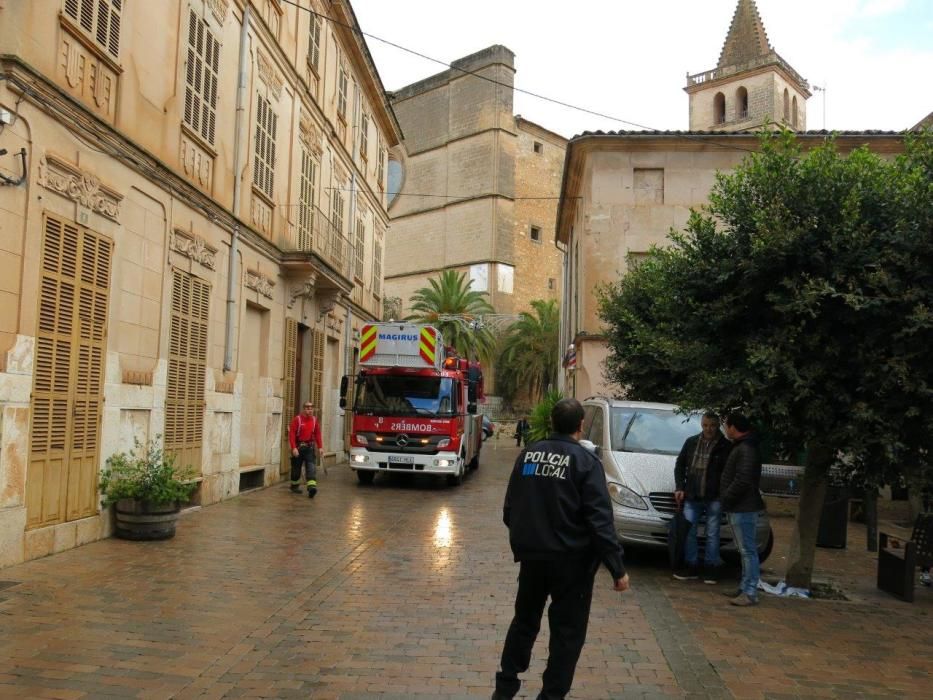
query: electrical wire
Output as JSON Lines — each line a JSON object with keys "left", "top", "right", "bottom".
{"left": 278, "top": 0, "right": 761, "bottom": 154}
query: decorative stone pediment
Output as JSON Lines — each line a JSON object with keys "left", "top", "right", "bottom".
{"left": 333, "top": 161, "right": 349, "bottom": 186}
{"left": 37, "top": 154, "right": 122, "bottom": 221}
{"left": 207, "top": 0, "right": 228, "bottom": 23}
{"left": 288, "top": 272, "right": 318, "bottom": 309}
{"left": 356, "top": 197, "right": 370, "bottom": 219}
{"left": 246, "top": 269, "right": 275, "bottom": 299}
{"left": 299, "top": 111, "right": 323, "bottom": 155}
{"left": 171, "top": 228, "right": 217, "bottom": 270}
{"left": 257, "top": 51, "right": 283, "bottom": 99}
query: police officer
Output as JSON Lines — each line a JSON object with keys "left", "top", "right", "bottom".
{"left": 493, "top": 398, "right": 630, "bottom": 700}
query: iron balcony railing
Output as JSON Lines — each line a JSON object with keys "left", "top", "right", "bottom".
{"left": 279, "top": 204, "right": 355, "bottom": 281}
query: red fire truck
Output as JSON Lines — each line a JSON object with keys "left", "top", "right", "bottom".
{"left": 340, "top": 323, "right": 485, "bottom": 486}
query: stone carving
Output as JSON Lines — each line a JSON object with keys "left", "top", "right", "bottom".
{"left": 207, "top": 0, "right": 228, "bottom": 23}
{"left": 59, "top": 22, "right": 118, "bottom": 123}
{"left": 257, "top": 51, "right": 283, "bottom": 99}
{"left": 287, "top": 273, "right": 317, "bottom": 309}
{"left": 251, "top": 194, "right": 273, "bottom": 236}
{"left": 37, "top": 154, "right": 122, "bottom": 221}
{"left": 246, "top": 269, "right": 275, "bottom": 299}
{"left": 318, "top": 289, "right": 343, "bottom": 320}
{"left": 171, "top": 229, "right": 217, "bottom": 270}
{"left": 181, "top": 133, "right": 214, "bottom": 192}
{"left": 333, "top": 161, "right": 349, "bottom": 186}
{"left": 356, "top": 197, "right": 370, "bottom": 219}
{"left": 299, "top": 110, "right": 323, "bottom": 155}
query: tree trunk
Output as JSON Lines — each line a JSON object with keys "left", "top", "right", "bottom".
{"left": 864, "top": 487, "right": 878, "bottom": 553}
{"left": 784, "top": 444, "right": 833, "bottom": 588}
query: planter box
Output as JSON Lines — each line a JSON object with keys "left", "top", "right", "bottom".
{"left": 113, "top": 499, "right": 181, "bottom": 541}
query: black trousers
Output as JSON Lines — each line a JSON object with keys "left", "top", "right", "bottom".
{"left": 289, "top": 444, "right": 317, "bottom": 485}
{"left": 495, "top": 558, "right": 597, "bottom": 700}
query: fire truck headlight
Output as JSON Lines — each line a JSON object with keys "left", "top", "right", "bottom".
{"left": 437, "top": 438, "right": 450, "bottom": 448}
{"left": 435, "top": 458, "right": 452, "bottom": 467}
{"left": 353, "top": 434, "right": 368, "bottom": 446}
{"left": 351, "top": 454, "right": 368, "bottom": 464}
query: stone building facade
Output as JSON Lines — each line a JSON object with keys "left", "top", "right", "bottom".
{"left": 383, "top": 46, "right": 565, "bottom": 324}
{"left": 555, "top": 0, "right": 906, "bottom": 399}
{"left": 0, "top": 0, "right": 401, "bottom": 567}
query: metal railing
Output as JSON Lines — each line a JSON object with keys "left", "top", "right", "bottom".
{"left": 279, "top": 204, "right": 355, "bottom": 281}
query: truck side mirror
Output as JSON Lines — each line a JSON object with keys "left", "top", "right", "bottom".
{"left": 339, "top": 376, "right": 348, "bottom": 409}
{"left": 467, "top": 402, "right": 477, "bottom": 415}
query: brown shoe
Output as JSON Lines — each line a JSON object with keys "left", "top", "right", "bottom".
{"left": 729, "top": 592, "right": 758, "bottom": 606}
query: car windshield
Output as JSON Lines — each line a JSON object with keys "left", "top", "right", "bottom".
{"left": 354, "top": 374, "right": 456, "bottom": 417}
{"left": 610, "top": 407, "right": 701, "bottom": 455}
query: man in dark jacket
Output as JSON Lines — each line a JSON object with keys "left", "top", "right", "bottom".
{"left": 493, "top": 398, "right": 629, "bottom": 700}
{"left": 673, "top": 412, "right": 732, "bottom": 584}
{"left": 720, "top": 412, "right": 766, "bottom": 607}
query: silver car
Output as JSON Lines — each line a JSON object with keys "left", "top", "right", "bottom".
{"left": 580, "top": 398, "right": 774, "bottom": 562}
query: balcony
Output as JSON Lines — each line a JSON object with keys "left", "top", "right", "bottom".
{"left": 279, "top": 204, "right": 355, "bottom": 289}
{"left": 686, "top": 50, "right": 807, "bottom": 90}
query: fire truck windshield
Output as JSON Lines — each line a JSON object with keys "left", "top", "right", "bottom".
{"left": 354, "top": 375, "right": 457, "bottom": 417}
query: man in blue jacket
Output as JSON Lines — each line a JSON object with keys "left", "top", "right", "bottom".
{"left": 493, "top": 398, "right": 630, "bottom": 700}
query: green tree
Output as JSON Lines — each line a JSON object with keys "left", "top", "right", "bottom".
{"left": 496, "top": 299, "right": 560, "bottom": 404}
{"left": 527, "top": 388, "right": 564, "bottom": 444}
{"left": 407, "top": 269, "right": 497, "bottom": 363}
{"left": 598, "top": 130, "right": 933, "bottom": 588}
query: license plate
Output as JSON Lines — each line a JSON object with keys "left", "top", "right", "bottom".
{"left": 388, "top": 455, "right": 414, "bottom": 464}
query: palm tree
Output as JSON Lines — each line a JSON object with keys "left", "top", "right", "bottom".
{"left": 498, "top": 299, "right": 560, "bottom": 404}
{"left": 407, "top": 270, "right": 497, "bottom": 363}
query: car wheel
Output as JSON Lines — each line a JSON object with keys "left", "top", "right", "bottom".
{"left": 469, "top": 448, "right": 480, "bottom": 470}
{"left": 356, "top": 470, "right": 375, "bottom": 485}
{"left": 447, "top": 460, "right": 464, "bottom": 486}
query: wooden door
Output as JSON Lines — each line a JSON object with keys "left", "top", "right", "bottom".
{"left": 280, "top": 317, "right": 298, "bottom": 474}
{"left": 26, "top": 215, "right": 112, "bottom": 529}
{"left": 165, "top": 269, "right": 209, "bottom": 473}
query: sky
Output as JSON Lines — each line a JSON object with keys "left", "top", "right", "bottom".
{"left": 350, "top": 0, "right": 933, "bottom": 139}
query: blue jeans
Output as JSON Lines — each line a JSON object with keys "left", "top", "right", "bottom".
{"left": 729, "top": 511, "right": 760, "bottom": 599}
{"left": 683, "top": 499, "right": 722, "bottom": 568}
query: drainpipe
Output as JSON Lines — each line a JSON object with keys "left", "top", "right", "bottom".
{"left": 224, "top": 4, "right": 250, "bottom": 372}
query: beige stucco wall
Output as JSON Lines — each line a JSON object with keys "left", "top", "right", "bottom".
{"left": 0, "top": 0, "right": 399, "bottom": 567}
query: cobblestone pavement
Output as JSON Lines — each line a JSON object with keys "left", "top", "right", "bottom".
{"left": 0, "top": 438, "right": 931, "bottom": 699}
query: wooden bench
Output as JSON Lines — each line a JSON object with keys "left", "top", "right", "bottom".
{"left": 877, "top": 513, "right": 933, "bottom": 602}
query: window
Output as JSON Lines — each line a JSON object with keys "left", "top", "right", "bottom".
{"left": 331, "top": 189, "right": 345, "bottom": 236}
{"left": 298, "top": 148, "right": 317, "bottom": 251}
{"left": 387, "top": 158, "right": 403, "bottom": 206}
{"left": 354, "top": 217, "right": 365, "bottom": 279}
{"left": 714, "top": 92, "right": 725, "bottom": 124}
{"left": 359, "top": 111, "right": 369, "bottom": 160}
{"left": 184, "top": 10, "right": 220, "bottom": 145}
{"left": 736, "top": 86, "right": 749, "bottom": 120}
{"left": 337, "top": 64, "right": 349, "bottom": 122}
{"left": 533, "top": 141, "right": 543, "bottom": 154}
{"left": 792, "top": 96, "right": 798, "bottom": 128}
{"left": 373, "top": 240, "right": 382, "bottom": 297}
{"left": 64, "top": 0, "right": 122, "bottom": 59}
{"left": 783, "top": 88, "right": 790, "bottom": 123}
{"left": 530, "top": 225, "right": 541, "bottom": 243}
{"left": 253, "top": 94, "right": 277, "bottom": 198}
{"left": 548, "top": 278, "right": 555, "bottom": 290}
{"left": 376, "top": 134, "right": 385, "bottom": 189}
{"left": 307, "top": 12, "right": 322, "bottom": 74}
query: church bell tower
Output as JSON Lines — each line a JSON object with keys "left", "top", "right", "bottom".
{"left": 685, "top": 0, "right": 811, "bottom": 131}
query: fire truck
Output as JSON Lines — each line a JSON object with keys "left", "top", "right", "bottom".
{"left": 340, "top": 322, "right": 485, "bottom": 486}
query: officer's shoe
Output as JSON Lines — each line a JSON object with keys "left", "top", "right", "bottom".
{"left": 307, "top": 480, "right": 318, "bottom": 498}
{"left": 289, "top": 484, "right": 301, "bottom": 493}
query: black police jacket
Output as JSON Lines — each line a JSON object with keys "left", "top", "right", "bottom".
{"left": 719, "top": 433, "right": 766, "bottom": 513}
{"left": 503, "top": 434, "right": 626, "bottom": 580}
{"left": 674, "top": 433, "right": 732, "bottom": 501}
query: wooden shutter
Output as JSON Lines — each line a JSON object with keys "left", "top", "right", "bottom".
{"left": 310, "top": 328, "right": 324, "bottom": 418}
{"left": 165, "top": 269, "right": 209, "bottom": 473}
{"left": 281, "top": 318, "right": 298, "bottom": 474}
{"left": 27, "top": 215, "right": 112, "bottom": 529}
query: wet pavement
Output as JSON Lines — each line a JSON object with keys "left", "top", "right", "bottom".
{"left": 0, "top": 438, "right": 930, "bottom": 699}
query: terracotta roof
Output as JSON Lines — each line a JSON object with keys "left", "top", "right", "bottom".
{"left": 718, "top": 0, "right": 771, "bottom": 68}
{"left": 572, "top": 129, "right": 905, "bottom": 139}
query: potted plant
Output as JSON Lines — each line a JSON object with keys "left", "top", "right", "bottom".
{"left": 99, "top": 437, "right": 198, "bottom": 540}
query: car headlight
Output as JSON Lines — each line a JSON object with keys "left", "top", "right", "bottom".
{"left": 353, "top": 434, "right": 368, "bottom": 446}
{"left": 438, "top": 438, "right": 450, "bottom": 448}
{"left": 607, "top": 481, "right": 648, "bottom": 510}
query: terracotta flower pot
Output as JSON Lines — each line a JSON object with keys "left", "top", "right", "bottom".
{"left": 113, "top": 499, "right": 181, "bottom": 541}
